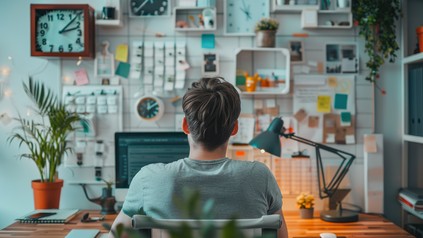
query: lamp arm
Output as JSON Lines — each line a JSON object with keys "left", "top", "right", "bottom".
{"left": 282, "top": 133, "right": 355, "bottom": 199}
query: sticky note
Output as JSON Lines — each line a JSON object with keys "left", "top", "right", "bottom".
{"left": 254, "top": 100, "right": 264, "bottom": 109}
{"left": 308, "top": 61, "right": 318, "bottom": 67}
{"left": 334, "top": 93, "right": 348, "bottom": 110}
{"left": 266, "top": 99, "right": 276, "bottom": 108}
{"left": 177, "top": 60, "right": 191, "bottom": 70}
{"left": 115, "top": 62, "right": 131, "bottom": 78}
{"left": 327, "top": 77, "right": 338, "bottom": 88}
{"left": 308, "top": 116, "right": 319, "bottom": 128}
{"left": 326, "top": 133, "right": 335, "bottom": 143}
{"left": 294, "top": 108, "right": 307, "bottom": 122}
{"left": 115, "top": 44, "right": 128, "bottom": 62}
{"left": 340, "top": 112, "right": 351, "bottom": 126}
{"left": 364, "top": 134, "right": 377, "bottom": 153}
{"left": 74, "top": 68, "right": 89, "bottom": 85}
{"left": 201, "top": 34, "right": 215, "bottom": 49}
{"left": 346, "top": 134, "right": 355, "bottom": 144}
{"left": 317, "top": 95, "right": 331, "bottom": 113}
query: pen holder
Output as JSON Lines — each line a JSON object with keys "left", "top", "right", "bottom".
{"left": 81, "top": 184, "right": 116, "bottom": 215}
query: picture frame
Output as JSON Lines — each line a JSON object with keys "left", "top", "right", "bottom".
{"left": 202, "top": 53, "right": 219, "bottom": 77}
{"left": 289, "top": 40, "right": 304, "bottom": 64}
{"left": 94, "top": 53, "right": 115, "bottom": 78}
{"left": 325, "top": 43, "right": 358, "bottom": 74}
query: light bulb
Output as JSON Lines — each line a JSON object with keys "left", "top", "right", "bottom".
{"left": 260, "top": 149, "right": 266, "bottom": 154}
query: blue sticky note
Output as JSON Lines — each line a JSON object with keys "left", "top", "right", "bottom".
{"left": 202, "top": 34, "right": 215, "bottom": 49}
{"left": 115, "top": 62, "right": 131, "bottom": 78}
{"left": 334, "top": 93, "right": 348, "bottom": 110}
{"left": 340, "top": 112, "right": 352, "bottom": 126}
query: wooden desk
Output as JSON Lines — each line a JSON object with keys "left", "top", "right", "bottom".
{"left": 0, "top": 210, "right": 414, "bottom": 238}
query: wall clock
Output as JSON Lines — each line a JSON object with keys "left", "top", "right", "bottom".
{"left": 30, "top": 4, "right": 95, "bottom": 58}
{"left": 224, "top": 0, "right": 269, "bottom": 35}
{"left": 135, "top": 96, "right": 165, "bottom": 121}
{"left": 129, "top": 0, "right": 170, "bottom": 17}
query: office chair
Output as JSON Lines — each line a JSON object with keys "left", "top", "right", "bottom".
{"left": 132, "top": 214, "right": 282, "bottom": 238}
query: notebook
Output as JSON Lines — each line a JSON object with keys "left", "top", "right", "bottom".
{"left": 16, "top": 209, "right": 79, "bottom": 224}
{"left": 65, "top": 229, "right": 100, "bottom": 238}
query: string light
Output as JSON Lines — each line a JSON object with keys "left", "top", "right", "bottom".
{"left": 76, "top": 56, "right": 82, "bottom": 66}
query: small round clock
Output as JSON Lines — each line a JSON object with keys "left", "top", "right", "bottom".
{"left": 224, "top": 0, "right": 269, "bottom": 35}
{"left": 135, "top": 96, "right": 165, "bottom": 122}
{"left": 30, "top": 4, "right": 95, "bottom": 58}
{"left": 129, "top": 0, "right": 170, "bottom": 17}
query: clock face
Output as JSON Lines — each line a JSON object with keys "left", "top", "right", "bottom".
{"left": 130, "top": 0, "right": 169, "bottom": 17}
{"left": 135, "top": 96, "right": 165, "bottom": 121}
{"left": 35, "top": 9, "right": 85, "bottom": 53}
{"left": 225, "top": 0, "right": 269, "bottom": 35}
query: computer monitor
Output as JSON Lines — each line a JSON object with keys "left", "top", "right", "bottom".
{"left": 114, "top": 132, "right": 190, "bottom": 201}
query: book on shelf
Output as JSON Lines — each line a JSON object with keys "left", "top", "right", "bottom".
{"left": 398, "top": 188, "right": 423, "bottom": 212}
{"left": 16, "top": 209, "right": 79, "bottom": 224}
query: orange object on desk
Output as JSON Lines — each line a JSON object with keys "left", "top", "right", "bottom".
{"left": 245, "top": 73, "right": 261, "bottom": 92}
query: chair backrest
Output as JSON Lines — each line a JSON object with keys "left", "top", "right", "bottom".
{"left": 132, "top": 214, "right": 281, "bottom": 238}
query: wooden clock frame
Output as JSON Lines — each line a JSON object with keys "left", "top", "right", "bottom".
{"left": 30, "top": 4, "right": 95, "bottom": 58}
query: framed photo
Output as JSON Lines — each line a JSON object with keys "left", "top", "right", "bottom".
{"left": 289, "top": 41, "right": 304, "bottom": 64}
{"left": 202, "top": 53, "right": 219, "bottom": 77}
{"left": 325, "top": 43, "right": 358, "bottom": 74}
{"left": 94, "top": 54, "right": 115, "bottom": 78}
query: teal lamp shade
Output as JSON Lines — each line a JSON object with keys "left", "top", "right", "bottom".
{"left": 249, "top": 118, "right": 283, "bottom": 157}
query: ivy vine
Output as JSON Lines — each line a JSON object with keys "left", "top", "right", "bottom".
{"left": 352, "top": 0, "right": 401, "bottom": 92}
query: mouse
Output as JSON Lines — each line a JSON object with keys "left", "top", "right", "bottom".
{"left": 320, "top": 233, "right": 337, "bottom": 238}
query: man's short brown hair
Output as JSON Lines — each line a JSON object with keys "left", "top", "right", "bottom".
{"left": 182, "top": 77, "right": 241, "bottom": 151}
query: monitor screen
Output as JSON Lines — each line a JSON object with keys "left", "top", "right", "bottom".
{"left": 115, "top": 132, "right": 190, "bottom": 188}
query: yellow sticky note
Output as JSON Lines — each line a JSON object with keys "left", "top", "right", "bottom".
{"left": 327, "top": 77, "right": 337, "bottom": 88}
{"left": 317, "top": 95, "right": 331, "bottom": 113}
{"left": 115, "top": 44, "right": 128, "bottom": 62}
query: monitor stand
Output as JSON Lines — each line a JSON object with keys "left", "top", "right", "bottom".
{"left": 320, "top": 188, "right": 359, "bottom": 222}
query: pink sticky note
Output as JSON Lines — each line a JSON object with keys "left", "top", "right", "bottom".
{"left": 74, "top": 68, "right": 89, "bottom": 85}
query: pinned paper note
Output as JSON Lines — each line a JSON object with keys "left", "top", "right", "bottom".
{"left": 265, "top": 99, "right": 276, "bottom": 108}
{"left": 327, "top": 77, "right": 338, "bottom": 88}
{"left": 74, "top": 68, "right": 89, "bottom": 85}
{"left": 317, "top": 95, "right": 331, "bottom": 113}
{"left": 334, "top": 93, "right": 348, "bottom": 110}
{"left": 115, "top": 62, "right": 130, "bottom": 78}
{"left": 177, "top": 60, "right": 190, "bottom": 70}
{"left": 254, "top": 100, "right": 264, "bottom": 109}
{"left": 201, "top": 34, "right": 215, "bottom": 49}
{"left": 115, "top": 44, "right": 128, "bottom": 62}
{"left": 340, "top": 112, "right": 352, "bottom": 126}
{"left": 308, "top": 116, "right": 319, "bottom": 128}
{"left": 346, "top": 134, "right": 355, "bottom": 144}
{"left": 326, "top": 133, "right": 335, "bottom": 143}
{"left": 364, "top": 134, "right": 377, "bottom": 153}
{"left": 294, "top": 108, "right": 307, "bottom": 122}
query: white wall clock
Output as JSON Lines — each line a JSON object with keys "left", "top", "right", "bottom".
{"left": 224, "top": 0, "right": 270, "bottom": 36}
{"left": 129, "top": 0, "right": 170, "bottom": 17}
{"left": 135, "top": 95, "right": 165, "bottom": 122}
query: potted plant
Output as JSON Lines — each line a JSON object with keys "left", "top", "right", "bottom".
{"left": 255, "top": 18, "right": 279, "bottom": 48}
{"left": 296, "top": 193, "right": 315, "bottom": 219}
{"left": 352, "top": 0, "right": 401, "bottom": 94}
{"left": 8, "top": 77, "right": 85, "bottom": 209}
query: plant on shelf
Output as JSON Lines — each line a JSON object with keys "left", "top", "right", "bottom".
{"left": 296, "top": 193, "right": 315, "bottom": 219}
{"left": 255, "top": 18, "right": 280, "bottom": 48}
{"left": 352, "top": 0, "right": 401, "bottom": 94}
{"left": 8, "top": 77, "right": 86, "bottom": 209}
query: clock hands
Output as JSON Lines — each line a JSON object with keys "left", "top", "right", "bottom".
{"left": 240, "top": 0, "right": 252, "bottom": 21}
{"left": 134, "top": 0, "right": 154, "bottom": 13}
{"left": 59, "top": 11, "right": 82, "bottom": 34}
{"left": 59, "top": 26, "right": 79, "bottom": 34}
{"left": 147, "top": 101, "right": 158, "bottom": 110}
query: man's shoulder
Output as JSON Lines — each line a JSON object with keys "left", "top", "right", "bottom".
{"left": 139, "top": 158, "right": 185, "bottom": 174}
{"left": 228, "top": 159, "right": 269, "bottom": 172}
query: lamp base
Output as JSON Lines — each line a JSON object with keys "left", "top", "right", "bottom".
{"left": 320, "top": 210, "right": 359, "bottom": 222}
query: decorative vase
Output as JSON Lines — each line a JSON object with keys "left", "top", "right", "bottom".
{"left": 299, "top": 208, "right": 314, "bottom": 219}
{"left": 256, "top": 30, "right": 276, "bottom": 48}
{"left": 337, "top": 0, "right": 348, "bottom": 8}
{"left": 417, "top": 26, "right": 423, "bottom": 53}
{"left": 32, "top": 179, "right": 63, "bottom": 209}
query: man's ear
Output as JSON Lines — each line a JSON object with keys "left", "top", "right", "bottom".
{"left": 231, "top": 120, "right": 239, "bottom": 136}
{"left": 182, "top": 117, "right": 190, "bottom": 135}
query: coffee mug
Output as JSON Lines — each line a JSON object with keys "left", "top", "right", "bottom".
{"left": 102, "top": 7, "right": 115, "bottom": 20}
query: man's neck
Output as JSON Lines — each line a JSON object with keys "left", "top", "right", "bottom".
{"left": 188, "top": 143, "right": 228, "bottom": 161}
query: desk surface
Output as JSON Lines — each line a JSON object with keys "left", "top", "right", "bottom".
{"left": 0, "top": 210, "right": 414, "bottom": 238}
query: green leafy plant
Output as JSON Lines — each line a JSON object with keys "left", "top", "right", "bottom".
{"left": 352, "top": 0, "right": 401, "bottom": 94}
{"left": 255, "top": 18, "right": 279, "bottom": 32}
{"left": 8, "top": 77, "right": 85, "bottom": 182}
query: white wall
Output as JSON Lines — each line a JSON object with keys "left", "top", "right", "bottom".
{"left": 0, "top": 0, "right": 401, "bottom": 228}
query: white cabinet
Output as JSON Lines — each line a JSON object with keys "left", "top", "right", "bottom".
{"left": 234, "top": 48, "right": 290, "bottom": 95}
{"left": 93, "top": 0, "right": 123, "bottom": 27}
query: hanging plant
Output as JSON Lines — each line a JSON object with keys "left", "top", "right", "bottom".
{"left": 352, "top": 0, "right": 401, "bottom": 94}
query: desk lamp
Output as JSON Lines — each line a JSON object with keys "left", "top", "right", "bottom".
{"left": 249, "top": 117, "right": 358, "bottom": 222}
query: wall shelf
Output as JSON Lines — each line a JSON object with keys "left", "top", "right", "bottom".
{"left": 174, "top": 7, "right": 216, "bottom": 32}
{"left": 403, "top": 52, "right": 423, "bottom": 65}
{"left": 93, "top": 0, "right": 123, "bottom": 27}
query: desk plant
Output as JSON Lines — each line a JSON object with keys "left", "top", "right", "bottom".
{"left": 352, "top": 0, "right": 401, "bottom": 94}
{"left": 8, "top": 77, "right": 85, "bottom": 209}
{"left": 255, "top": 18, "right": 279, "bottom": 48}
{"left": 296, "top": 193, "right": 315, "bottom": 219}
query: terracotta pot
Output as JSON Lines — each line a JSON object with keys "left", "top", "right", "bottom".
{"left": 299, "top": 208, "right": 314, "bottom": 219}
{"left": 256, "top": 30, "right": 276, "bottom": 48}
{"left": 32, "top": 179, "right": 63, "bottom": 209}
{"left": 417, "top": 26, "right": 423, "bottom": 53}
